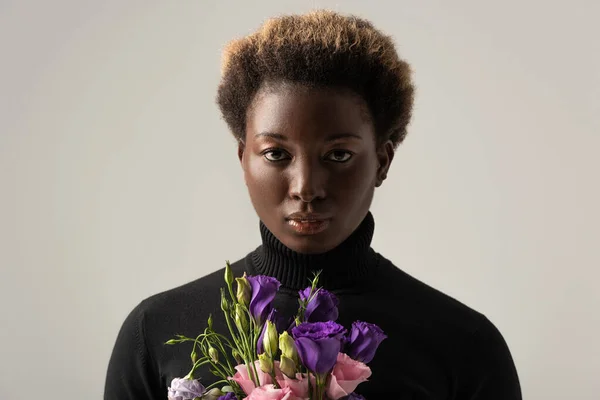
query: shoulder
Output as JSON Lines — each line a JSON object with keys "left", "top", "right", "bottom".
{"left": 105, "top": 260, "right": 249, "bottom": 398}
{"left": 111, "top": 258, "right": 248, "bottom": 342}
{"left": 375, "top": 255, "right": 490, "bottom": 337}
{"left": 111, "top": 257, "right": 249, "bottom": 369}
{"left": 374, "top": 255, "right": 521, "bottom": 392}
{"left": 134, "top": 257, "right": 248, "bottom": 320}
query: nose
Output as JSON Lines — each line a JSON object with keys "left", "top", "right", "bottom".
{"left": 288, "top": 157, "right": 327, "bottom": 203}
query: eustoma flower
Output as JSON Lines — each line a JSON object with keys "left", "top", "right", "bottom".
{"left": 244, "top": 384, "right": 294, "bottom": 400}
{"left": 299, "top": 287, "right": 339, "bottom": 322}
{"left": 167, "top": 378, "right": 206, "bottom": 400}
{"left": 231, "top": 361, "right": 273, "bottom": 394}
{"left": 247, "top": 275, "right": 281, "bottom": 326}
{"left": 292, "top": 321, "right": 347, "bottom": 375}
{"left": 326, "top": 353, "right": 371, "bottom": 399}
{"left": 275, "top": 368, "right": 315, "bottom": 399}
{"left": 346, "top": 321, "right": 387, "bottom": 364}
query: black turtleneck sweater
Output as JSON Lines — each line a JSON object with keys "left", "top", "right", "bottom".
{"left": 104, "top": 213, "right": 522, "bottom": 399}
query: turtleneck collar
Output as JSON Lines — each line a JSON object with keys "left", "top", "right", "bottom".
{"left": 249, "top": 212, "right": 380, "bottom": 291}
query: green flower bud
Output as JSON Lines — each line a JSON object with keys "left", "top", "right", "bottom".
{"left": 234, "top": 304, "right": 249, "bottom": 332}
{"left": 311, "top": 270, "right": 322, "bottom": 289}
{"left": 232, "top": 349, "right": 243, "bottom": 364}
{"left": 191, "top": 350, "right": 199, "bottom": 363}
{"left": 208, "top": 346, "right": 219, "bottom": 363}
{"left": 207, "top": 314, "right": 213, "bottom": 331}
{"left": 221, "top": 385, "right": 234, "bottom": 393}
{"left": 202, "top": 388, "right": 224, "bottom": 400}
{"left": 279, "top": 355, "right": 297, "bottom": 378}
{"left": 165, "top": 339, "right": 179, "bottom": 345}
{"left": 263, "top": 320, "right": 279, "bottom": 358}
{"left": 220, "top": 288, "right": 230, "bottom": 312}
{"left": 279, "top": 331, "right": 299, "bottom": 364}
{"left": 258, "top": 353, "right": 273, "bottom": 374}
{"left": 235, "top": 275, "right": 251, "bottom": 307}
{"left": 225, "top": 260, "right": 234, "bottom": 286}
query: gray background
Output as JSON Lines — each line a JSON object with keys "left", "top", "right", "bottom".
{"left": 1, "top": 1, "right": 598, "bottom": 399}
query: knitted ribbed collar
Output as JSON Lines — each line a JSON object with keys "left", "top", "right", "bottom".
{"left": 249, "top": 212, "right": 379, "bottom": 291}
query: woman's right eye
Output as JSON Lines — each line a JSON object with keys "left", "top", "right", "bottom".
{"left": 263, "top": 149, "right": 291, "bottom": 162}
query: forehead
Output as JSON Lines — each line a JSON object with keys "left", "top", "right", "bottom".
{"left": 245, "top": 82, "right": 374, "bottom": 142}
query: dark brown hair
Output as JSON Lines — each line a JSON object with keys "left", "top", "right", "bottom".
{"left": 216, "top": 10, "right": 415, "bottom": 148}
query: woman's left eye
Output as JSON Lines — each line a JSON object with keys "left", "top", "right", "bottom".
{"left": 326, "top": 150, "right": 353, "bottom": 163}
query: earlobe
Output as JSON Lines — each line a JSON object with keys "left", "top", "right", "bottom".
{"left": 375, "top": 173, "right": 388, "bottom": 187}
{"left": 375, "top": 140, "right": 395, "bottom": 187}
{"left": 237, "top": 141, "right": 245, "bottom": 163}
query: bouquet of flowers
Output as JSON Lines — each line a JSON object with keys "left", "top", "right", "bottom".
{"left": 165, "top": 262, "right": 386, "bottom": 400}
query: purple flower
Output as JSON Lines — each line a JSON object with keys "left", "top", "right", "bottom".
{"left": 217, "top": 393, "right": 237, "bottom": 400}
{"left": 246, "top": 275, "right": 281, "bottom": 325}
{"left": 299, "top": 287, "right": 339, "bottom": 322}
{"left": 167, "top": 377, "right": 206, "bottom": 400}
{"left": 340, "top": 394, "right": 366, "bottom": 400}
{"left": 292, "top": 321, "right": 347, "bottom": 375}
{"left": 346, "top": 321, "right": 387, "bottom": 364}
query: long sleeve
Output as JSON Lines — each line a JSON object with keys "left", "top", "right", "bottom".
{"left": 455, "top": 316, "right": 522, "bottom": 400}
{"left": 104, "top": 302, "right": 164, "bottom": 400}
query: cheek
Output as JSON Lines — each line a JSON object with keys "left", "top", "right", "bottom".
{"left": 244, "top": 157, "right": 287, "bottom": 199}
{"left": 336, "top": 157, "right": 378, "bottom": 191}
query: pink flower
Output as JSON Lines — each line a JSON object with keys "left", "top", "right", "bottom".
{"left": 326, "top": 353, "right": 372, "bottom": 399}
{"left": 275, "top": 370, "right": 315, "bottom": 399}
{"left": 230, "top": 361, "right": 273, "bottom": 395}
{"left": 244, "top": 384, "right": 294, "bottom": 400}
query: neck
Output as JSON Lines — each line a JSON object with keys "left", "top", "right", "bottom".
{"left": 250, "top": 212, "right": 379, "bottom": 290}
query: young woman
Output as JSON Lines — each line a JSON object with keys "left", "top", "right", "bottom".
{"left": 105, "top": 10, "right": 521, "bottom": 399}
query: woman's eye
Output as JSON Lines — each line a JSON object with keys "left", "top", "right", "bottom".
{"left": 263, "top": 150, "right": 290, "bottom": 162}
{"left": 326, "top": 150, "right": 353, "bottom": 162}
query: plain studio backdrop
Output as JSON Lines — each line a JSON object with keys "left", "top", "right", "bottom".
{"left": 1, "top": 1, "right": 598, "bottom": 399}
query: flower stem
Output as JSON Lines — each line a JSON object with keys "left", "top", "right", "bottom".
{"left": 249, "top": 331, "right": 261, "bottom": 386}
{"left": 204, "top": 379, "right": 229, "bottom": 391}
{"left": 186, "top": 359, "right": 211, "bottom": 379}
{"left": 214, "top": 337, "right": 235, "bottom": 374}
{"left": 314, "top": 374, "right": 326, "bottom": 400}
{"left": 270, "top": 370, "right": 280, "bottom": 389}
{"left": 208, "top": 360, "right": 230, "bottom": 381}
{"left": 238, "top": 328, "right": 260, "bottom": 387}
{"left": 223, "top": 307, "right": 243, "bottom": 353}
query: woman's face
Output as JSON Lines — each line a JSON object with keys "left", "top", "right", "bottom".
{"left": 239, "top": 82, "right": 393, "bottom": 254}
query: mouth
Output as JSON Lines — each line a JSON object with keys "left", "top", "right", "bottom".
{"left": 285, "top": 213, "right": 331, "bottom": 235}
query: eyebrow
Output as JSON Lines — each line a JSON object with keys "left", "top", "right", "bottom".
{"left": 255, "top": 132, "right": 287, "bottom": 140}
{"left": 325, "top": 133, "right": 363, "bottom": 142}
{"left": 255, "top": 132, "right": 363, "bottom": 142}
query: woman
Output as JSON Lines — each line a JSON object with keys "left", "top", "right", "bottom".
{"left": 105, "top": 10, "right": 521, "bottom": 399}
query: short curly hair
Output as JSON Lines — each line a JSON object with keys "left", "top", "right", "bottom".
{"left": 216, "top": 10, "right": 415, "bottom": 148}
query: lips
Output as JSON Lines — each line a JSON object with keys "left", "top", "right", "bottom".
{"left": 286, "top": 212, "right": 330, "bottom": 221}
{"left": 285, "top": 213, "right": 331, "bottom": 235}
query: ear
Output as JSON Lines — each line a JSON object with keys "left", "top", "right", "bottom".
{"left": 237, "top": 140, "right": 245, "bottom": 164}
{"left": 375, "top": 140, "right": 395, "bottom": 187}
